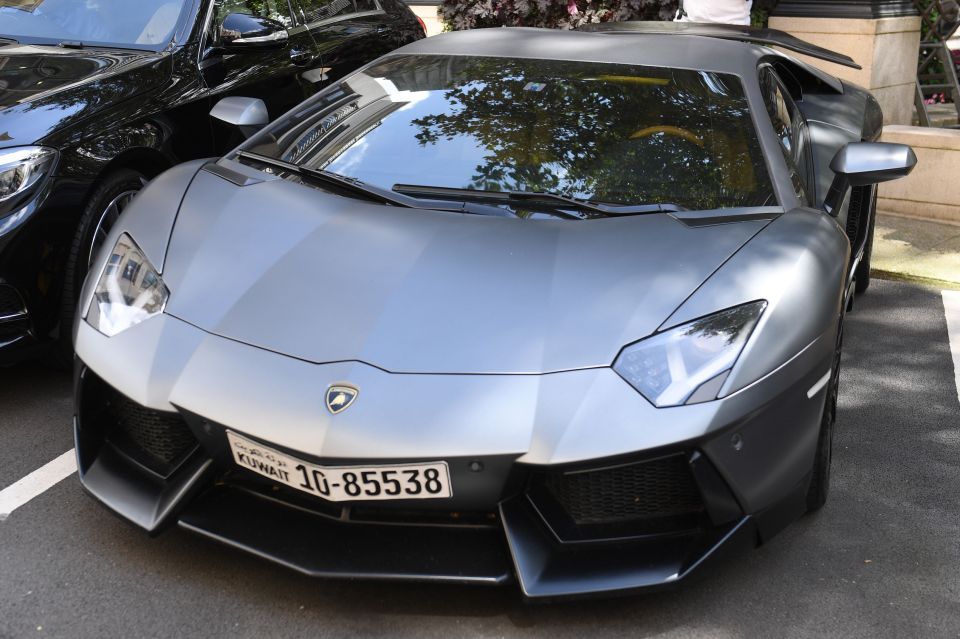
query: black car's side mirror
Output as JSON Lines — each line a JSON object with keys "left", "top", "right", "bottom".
{"left": 823, "top": 142, "right": 917, "bottom": 216}
{"left": 211, "top": 97, "right": 270, "bottom": 138}
{"left": 219, "top": 13, "right": 289, "bottom": 51}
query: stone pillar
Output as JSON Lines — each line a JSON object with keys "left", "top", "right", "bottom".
{"left": 770, "top": 1, "right": 921, "bottom": 125}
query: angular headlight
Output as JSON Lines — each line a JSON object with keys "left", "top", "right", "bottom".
{"left": 614, "top": 301, "right": 767, "bottom": 408}
{"left": 86, "top": 234, "right": 169, "bottom": 337}
{"left": 0, "top": 147, "right": 57, "bottom": 203}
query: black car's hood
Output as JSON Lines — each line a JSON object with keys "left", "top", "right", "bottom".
{"left": 0, "top": 42, "right": 168, "bottom": 146}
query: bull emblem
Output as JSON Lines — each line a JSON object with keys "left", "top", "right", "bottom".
{"left": 326, "top": 385, "right": 358, "bottom": 414}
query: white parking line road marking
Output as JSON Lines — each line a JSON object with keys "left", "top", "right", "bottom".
{"left": 944, "top": 290, "right": 960, "bottom": 405}
{"left": 0, "top": 449, "right": 77, "bottom": 521}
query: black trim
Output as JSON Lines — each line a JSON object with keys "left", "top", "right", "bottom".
{"left": 179, "top": 483, "right": 513, "bottom": 585}
{"left": 771, "top": 1, "right": 918, "bottom": 19}
{"left": 578, "top": 21, "right": 862, "bottom": 70}
{"left": 499, "top": 496, "right": 755, "bottom": 599}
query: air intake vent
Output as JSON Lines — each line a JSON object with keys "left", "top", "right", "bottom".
{"left": 106, "top": 392, "right": 198, "bottom": 476}
{"left": 0, "top": 284, "right": 26, "bottom": 317}
{"left": 529, "top": 454, "right": 706, "bottom": 541}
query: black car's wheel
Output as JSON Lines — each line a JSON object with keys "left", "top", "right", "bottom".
{"left": 59, "top": 169, "right": 146, "bottom": 359}
{"left": 807, "top": 317, "right": 844, "bottom": 512}
{"left": 853, "top": 186, "right": 878, "bottom": 295}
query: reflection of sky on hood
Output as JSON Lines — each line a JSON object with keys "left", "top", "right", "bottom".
{"left": 325, "top": 91, "right": 490, "bottom": 192}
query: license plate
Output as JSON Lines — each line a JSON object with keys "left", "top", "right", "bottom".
{"left": 226, "top": 431, "right": 452, "bottom": 502}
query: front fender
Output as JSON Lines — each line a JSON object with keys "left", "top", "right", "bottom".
{"left": 661, "top": 208, "right": 849, "bottom": 397}
{"left": 75, "top": 159, "right": 209, "bottom": 341}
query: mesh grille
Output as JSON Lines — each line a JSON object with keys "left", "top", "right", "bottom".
{"left": 109, "top": 393, "right": 197, "bottom": 472}
{"left": 846, "top": 185, "right": 866, "bottom": 243}
{"left": 0, "top": 285, "right": 25, "bottom": 317}
{"left": 543, "top": 455, "right": 704, "bottom": 526}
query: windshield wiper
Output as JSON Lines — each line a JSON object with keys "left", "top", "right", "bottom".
{"left": 235, "top": 152, "right": 511, "bottom": 216}
{"left": 239, "top": 151, "right": 421, "bottom": 208}
{"left": 0, "top": 36, "right": 18, "bottom": 45}
{"left": 392, "top": 184, "right": 685, "bottom": 217}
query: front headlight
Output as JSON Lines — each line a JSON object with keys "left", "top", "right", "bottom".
{"left": 0, "top": 147, "right": 57, "bottom": 204}
{"left": 86, "top": 233, "right": 169, "bottom": 337}
{"left": 614, "top": 301, "right": 767, "bottom": 408}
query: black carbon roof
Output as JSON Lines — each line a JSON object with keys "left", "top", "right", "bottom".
{"left": 578, "top": 22, "right": 862, "bottom": 70}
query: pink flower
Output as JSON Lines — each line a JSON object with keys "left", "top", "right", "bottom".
{"left": 567, "top": 0, "right": 579, "bottom": 16}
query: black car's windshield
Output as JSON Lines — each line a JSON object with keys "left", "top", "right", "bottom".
{"left": 243, "top": 54, "right": 776, "bottom": 212}
{"left": 0, "top": 0, "right": 188, "bottom": 48}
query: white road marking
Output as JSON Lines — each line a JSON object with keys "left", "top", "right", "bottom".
{"left": 944, "top": 291, "right": 960, "bottom": 405}
{"left": 0, "top": 449, "right": 77, "bottom": 521}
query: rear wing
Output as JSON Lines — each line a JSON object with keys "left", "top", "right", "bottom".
{"left": 578, "top": 22, "right": 862, "bottom": 71}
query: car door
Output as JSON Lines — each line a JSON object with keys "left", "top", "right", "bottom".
{"left": 292, "top": 0, "right": 396, "bottom": 85}
{"left": 201, "top": 0, "right": 327, "bottom": 149}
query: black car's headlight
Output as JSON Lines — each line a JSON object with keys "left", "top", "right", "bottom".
{"left": 614, "top": 301, "right": 767, "bottom": 408}
{"left": 86, "top": 233, "right": 169, "bottom": 337}
{"left": 0, "top": 146, "right": 57, "bottom": 205}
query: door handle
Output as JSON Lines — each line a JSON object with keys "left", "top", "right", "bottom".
{"left": 290, "top": 48, "right": 312, "bottom": 66}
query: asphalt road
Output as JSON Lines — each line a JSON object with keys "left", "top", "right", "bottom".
{"left": 1, "top": 278, "right": 958, "bottom": 638}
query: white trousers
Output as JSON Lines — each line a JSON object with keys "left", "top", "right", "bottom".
{"left": 676, "top": 0, "right": 754, "bottom": 26}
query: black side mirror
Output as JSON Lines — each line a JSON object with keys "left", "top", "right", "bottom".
{"left": 823, "top": 142, "right": 917, "bottom": 216}
{"left": 220, "top": 13, "right": 289, "bottom": 51}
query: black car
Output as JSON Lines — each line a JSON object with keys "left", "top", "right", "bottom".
{"left": 0, "top": 0, "right": 424, "bottom": 364}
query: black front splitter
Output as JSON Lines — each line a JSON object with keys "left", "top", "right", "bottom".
{"left": 178, "top": 483, "right": 514, "bottom": 586}
{"left": 174, "top": 480, "right": 759, "bottom": 599}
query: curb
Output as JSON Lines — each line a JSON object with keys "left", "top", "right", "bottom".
{"left": 872, "top": 269, "right": 960, "bottom": 291}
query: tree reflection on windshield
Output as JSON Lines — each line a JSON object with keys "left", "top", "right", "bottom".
{"left": 245, "top": 54, "right": 776, "bottom": 212}
{"left": 402, "top": 56, "right": 770, "bottom": 209}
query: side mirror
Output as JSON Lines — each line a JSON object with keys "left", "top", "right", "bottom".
{"left": 219, "top": 13, "right": 289, "bottom": 51}
{"left": 824, "top": 142, "right": 917, "bottom": 216}
{"left": 211, "top": 97, "right": 269, "bottom": 138}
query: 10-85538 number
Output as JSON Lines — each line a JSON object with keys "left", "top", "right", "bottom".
{"left": 227, "top": 431, "right": 452, "bottom": 502}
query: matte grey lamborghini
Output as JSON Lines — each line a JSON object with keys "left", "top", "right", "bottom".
{"left": 73, "top": 23, "right": 916, "bottom": 598}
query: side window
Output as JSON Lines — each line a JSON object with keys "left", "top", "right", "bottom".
{"left": 299, "top": 0, "right": 354, "bottom": 23}
{"left": 298, "top": 0, "right": 379, "bottom": 24}
{"left": 760, "top": 67, "right": 813, "bottom": 206}
{"left": 210, "top": 0, "right": 294, "bottom": 42}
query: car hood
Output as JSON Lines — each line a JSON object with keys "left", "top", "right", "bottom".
{"left": 0, "top": 42, "right": 167, "bottom": 146}
{"left": 162, "top": 170, "right": 774, "bottom": 374}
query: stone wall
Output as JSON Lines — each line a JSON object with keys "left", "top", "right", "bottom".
{"left": 879, "top": 125, "right": 960, "bottom": 224}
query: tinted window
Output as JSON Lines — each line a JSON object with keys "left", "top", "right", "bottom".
{"left": 211, "top": 0, "right": 294, "bottom": 36}
{"left": 298, "top": 0, "right": 367, "bottom": 23}
{"left": 761, "top": 67, "right": 811, "bottom": 205}
{"left": 0, "top": 0, "right": 188, "bottom": 47}
{"left": 244, "top": 55, "right": 776, "bottom": 211}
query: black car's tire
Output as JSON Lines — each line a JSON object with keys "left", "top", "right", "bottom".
{"left": 58, "top": 169, "right": 146, "bottom": 362}
{"left": 853, "top": 187, "right": 878, "bottom": 296}
{"left": 807, "top": 318, "right": 843, "bottom": 512}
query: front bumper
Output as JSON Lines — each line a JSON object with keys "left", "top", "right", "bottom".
{"left": 74, "top": 313, "right": 833, "bottom": 598}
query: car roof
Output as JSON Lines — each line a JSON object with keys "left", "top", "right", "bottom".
{"left": 390, "top": 26, "right": 846, "bottom": 93}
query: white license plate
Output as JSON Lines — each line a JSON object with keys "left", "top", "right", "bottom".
{"left": 226, "top": 431, "right": 452, "bottom": 502}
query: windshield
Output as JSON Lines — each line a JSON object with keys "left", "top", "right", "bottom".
{"left": 243, "top": 54, "right": 776, "bottom": 212}
{"left": 0, "top": 0, "right": 189, "bottom": 48}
